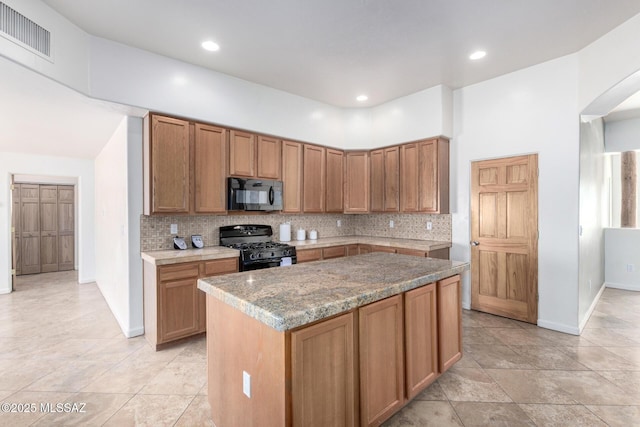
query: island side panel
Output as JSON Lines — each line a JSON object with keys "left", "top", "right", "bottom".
{"left": 207, "top": 295, "right": 288, "bottom": 427}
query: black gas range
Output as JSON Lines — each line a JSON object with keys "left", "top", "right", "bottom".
{"left": 219, "top": 224, "right": 297, "bottom": 271}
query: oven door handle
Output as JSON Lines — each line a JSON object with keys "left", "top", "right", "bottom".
{"left": 268, "top": 186, "right": 275, "bottom": 205}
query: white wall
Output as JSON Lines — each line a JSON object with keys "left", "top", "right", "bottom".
{"left": 94, "top": 117, "right": 144, "bottom": 337}
{"left": 451, "top": 54, "right": 581, "bottom": 333}
{"left": 605, "top": 228, "right": 640, "bottom": 290}
{"left": 605, "top": 117, "right": 640, "bottom": 152}
{"left": 578, "top": 118, "right": 608, "bottom": 327}
{"left": 0, "top": 152, "right": 95, "bottom": 293}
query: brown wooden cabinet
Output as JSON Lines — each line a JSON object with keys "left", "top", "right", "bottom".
{"left": 358, "top": 244, "right": 372, "bottom": 254}
{"left": 359, "top": 294, "right": 405, "bottom": 426}
{"left": 144, "top": 114, "right": 227, "bottom": 215}
{"left": 291, "top": 311, "right": 357, "bottom": 427}
{"left": 370, "top": 245, "right": 396, "bottom": 254}
{"left": 405, "top": 283, "right": 438, "bottom": 399}
{"left": 326, "top": 148, "right": 344, "bottom": 212}
{"left": 346, "top": 244, "right": 359, "bottom": 256}
{"left": 303, "top": 144, "right": 326, "bottom": 212}
{"left": 401, "top": 138, "right": 449, "bottom": 214}
{"left": 437, "top": 274, "right": 462, "bottom": 372}
{"left": 344, "top": 151, "right": 370, "bottom": 213}
{"left": 322, "top": 245, "right": 346, "bottom": 259}
{"left": 296, "top": 248, "right": 322, "bottom": 263}
{"left": 194, "top": 123, "right": 227, "bottom": 213}
{"left": 229, "top": 130, "right": 256, "bottom": 177}
{"left": 371, "top": 147, "right": 399, "bottom": 212}
{"left": 257, "top": 135, "right": 281, "bottom": 179}
{"left": 282, "top": 140, "right": 303, "bottom": 213}
{"left": 144, "top": 114, "right": 191, "bottom": 214}
{"left": 143, "top": 257, "right": 238, "bottom": 349}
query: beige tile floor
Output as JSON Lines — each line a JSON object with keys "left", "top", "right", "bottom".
{"left": 0, "top": 271, "right": 639, "bottom": 426}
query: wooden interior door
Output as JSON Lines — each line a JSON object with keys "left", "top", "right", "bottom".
{"left": 11, "top": 183, "right": 20, "bottom": 277}
{"left": 471, "top": 155, "right": 538, "bottom": 323}
{"left": 20, "top": 184, "right": 41, "bottom": 275}
{"left": 57, "top": 186, "right": 75, "bottom": 271}
{"left": 40, "top": 185, "right": 59, "bottom": 273}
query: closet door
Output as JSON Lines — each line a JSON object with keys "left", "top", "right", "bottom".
{"left": 11, "top": 184, "right": 20, "bottom": 276}
{"left": 58, "top": 186, "right": 75, "bottom": 271}
{"left": 20, "top": 184, "right": 41, "bottom": 275}
{"left": 40, "top": 185, "right": 59, "bottom": 273}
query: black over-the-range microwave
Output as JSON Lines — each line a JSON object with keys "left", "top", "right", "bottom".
{"left": 227, "top": 177, "right": 283, "bottom": 211}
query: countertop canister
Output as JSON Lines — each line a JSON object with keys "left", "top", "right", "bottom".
{"left": 279, "top": 223, "right": 291, "bottom": 242}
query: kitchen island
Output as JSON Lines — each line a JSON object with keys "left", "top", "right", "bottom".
{"left": 198, "top": 253, "right": 469, "bottom": 427}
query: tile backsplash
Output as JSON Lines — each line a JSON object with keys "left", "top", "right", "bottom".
{"left": 140, "top": 213, "right": 451, "bottom": 251}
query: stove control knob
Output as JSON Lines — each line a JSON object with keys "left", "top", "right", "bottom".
{"left": 250, "top": 253, "right": 256, "bottom": 260}
{"left": 284, "top": 249, "right": 291, "bottom": 256}
{"left": 257, "top": 252, "right": 262, "bottom": 258}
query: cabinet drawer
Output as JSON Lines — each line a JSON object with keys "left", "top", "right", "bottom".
{"left": 158, "top": 263, "right": 200, "bottom": 282}
{"left": 397, "top": 248, "right": 427, "bottom": 257}
{"left": 370, "top": 245, "right": 396, "bottom": 253}
{"left": 297, "top": 249, "right": 322, "bottom": 263}
{"left": 203, "top": 258, "right": 239, "bottom": 276}
{"left": 322, "top": 246, "right": 346, "bottom": 259}
{"left": 427, "top": 248, "right": 449, "bottom": 260}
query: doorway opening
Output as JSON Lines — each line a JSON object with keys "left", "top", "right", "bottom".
{"left": 10, "top": 174, "right": 77, "bottom": 290}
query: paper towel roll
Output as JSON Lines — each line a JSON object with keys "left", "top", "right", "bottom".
{"left": 279, "top": 223, "right": 291, "bottom": 242}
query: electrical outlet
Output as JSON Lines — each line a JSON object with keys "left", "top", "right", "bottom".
{"left": 389, "top": 220, "right": 394, "bottom": 228}
{"left": 627, "top": 264, "right": 635, "bottom": 273}
{"left": 170, "top": 224, "right": 178, "bottom": 234}
{"left": 426, "top": 221, "right": 433, "bottom": 230}
{"left": 337, "top": 220, "right": 341, "bottom": 227}
{"left": 243, "top": 371, "right": 251, "bottom": 398}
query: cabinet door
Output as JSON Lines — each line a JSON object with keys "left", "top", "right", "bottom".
{"left": 405, "top": 284, "right": 438, "bottom": 399}
{"left": 326, "top": 149, "right": 344, "bottom": 212}
{"left": 291, "top": 312, "right": 357, "bottom": 427}
{"left": 303, "top": 144, "right": 326, "bottom": 212}
{"left": 282, "top": 141, "right": 303, "bottom": 213}
{"left": 346, "top": 244, "right": 359, "bottom": 257}
{"left": 397, "top": 248, "right": 427, "bottom": 257}
{"left": 147, "top": 115, "right": 191, "bottom": 214}
{"left": 297, "top": 248, "right": 322, "bottom": 263}
{"left": 257, "top": 136, "right": 281, "bottom": 179}
{"left": 194, "top": 123, "right": 227, "bottom": 213}
{"left": 419, "top": 139, "right": 449, "bottom": 213}
{"left": 384, "top": 146, "right": 400, "bottom": 211}
{"left": 427, "top": 248, "right": 450, "bottom": 260}
{"left": 370, "top": 149, "right": 384, "bottom": 212}
{"left": 229, "top": 130, "right": 256, "bottom": 177}
{"left": 359, "top": 295, "right": 404, "bottom": 426}
{"left": 158, "top": 263, "right": 200, "bottom": 343}
{"left": 358, "top": 244, "right": 371, "bottom": 254}
{"left": 400, "top": 143, "right": 419, "bottom": 212}
{"left": 344, "top": 152, "right": 370, "bottom": 213}
{"left": 437, "top": 275, "right": 462, "bottom": 373}
{"left": 370, "top": 245, "right": 396, "bottom": 254}
{"left": 323, "top": 245, "right": 346, "bottom": 259}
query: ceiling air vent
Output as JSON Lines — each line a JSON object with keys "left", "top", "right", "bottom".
{"left": 0, "top": 1, "right": 51, "bottom": 59}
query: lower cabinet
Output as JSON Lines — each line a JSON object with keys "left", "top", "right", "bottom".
{"left": 359, "top": 295, "right": 405, "bottom": 426}
{"left": 144, "top": 257, "right": 238, "bottom": 350}
{"left": 437, "top": 274, "right": 463, "bottom": 372}
{"left": 291, "top": 312, "right": 357, "bottom": 427}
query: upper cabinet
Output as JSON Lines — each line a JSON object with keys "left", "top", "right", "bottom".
{"left": 282, "top": 140, "right": 303, "bottom": 213}
{"left": 144, "top": 114, "right": 227, "bottom": 215}
{"left": 257, "top": 136, "right": 281, "bottom": 179}
{"left": 194, "top": 123, "right": 227, "bottom": 214}
{"left": 229, "top": 130, "right": 256, "bottom": 177}
{"left": 401, "top": 138, "right": 449, "bottom": 214}
{"left": 344, "top": 151, "right": 370, "bottom": 213}
{"left": 303, "top": 144, "right": 326, "bottom": 213}
{"left": 371, "top": 146, "right": 399, "bottom": 212}
{"left": 325, "top": 149, "right": 344, "bottom": 213}
{"left": 144, "top": 114, "right": 190, "bottom": 214}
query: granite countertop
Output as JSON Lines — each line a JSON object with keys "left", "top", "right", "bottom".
{"left": 286, "top": 236, "right": 450, "bottom": 251}
{"left": 198, "top": 253, "right": 469, "bottom": 332}
{"left": 141, "top": 246, "right": 239, "bottom": 265}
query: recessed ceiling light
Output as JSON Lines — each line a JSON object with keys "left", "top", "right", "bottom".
{"left": 469, "top": 50, "right": 486, "bottom": 60}
{"left": 356, "top": 95, "right": 368, "bottom": 102}
{"left": 202, "top": 41, "right": 220, "bottom": 52}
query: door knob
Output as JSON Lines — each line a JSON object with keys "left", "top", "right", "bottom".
{"left": 471, "top": 241, "right": 480, "bottom": 246}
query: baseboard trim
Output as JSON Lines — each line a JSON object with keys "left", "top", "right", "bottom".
{"left": 578, "top": 282, "right": 607, "bottom": 334}
{"left": 537, "top": 319, "right": 580, "bottom": 336}
{"left": 126, "top": 326, "right": 145, "bottom": 338}
{"left": 605, "top": 282, "right": 640, "bottom": 291}
{"left": 462, "top": 300, "right": 471, "bottom": 310}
